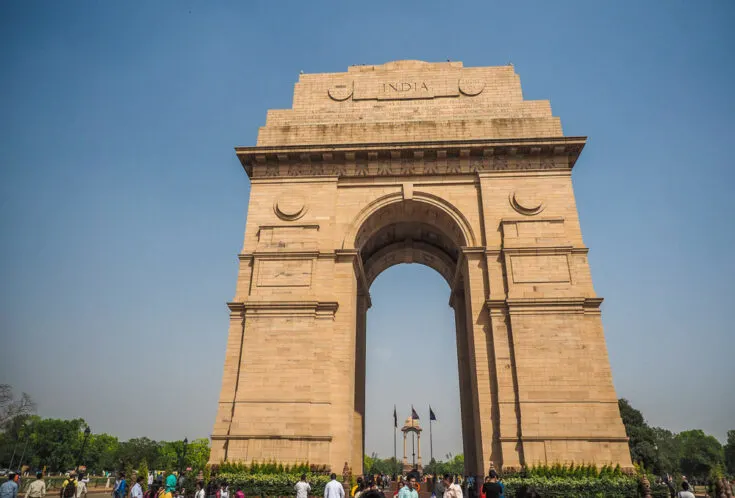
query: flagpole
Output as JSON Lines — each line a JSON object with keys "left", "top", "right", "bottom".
{"left": 411, "top": 405, "right": 416, "bottom": 469}
{"left": 393, "top": 405, "right": 397, "bottom": 477}
{"left": 430, "top": 413, "right": 433, "bottom": 463}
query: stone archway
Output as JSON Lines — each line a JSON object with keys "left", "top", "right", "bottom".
{"left": 348, "top": 195, "right": 482, "bottom": 473}
{"left": 209, "top": 61, "right": 633, "bottom": 475}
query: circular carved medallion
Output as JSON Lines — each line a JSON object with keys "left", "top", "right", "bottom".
{"left": 327, "top": 81, "right": 353, "bottom": 101}
{"left": 458, "top": 78, "right": 485, "bottom": 96}
{"left": 510, "top": 191, "right": 544, "bottom": 215}
{"left": 274, "top": 195, "right": 306, "bottom": 220}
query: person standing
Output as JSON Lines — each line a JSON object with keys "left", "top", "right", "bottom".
{"left": 433, "top": 475, "right": 445, "bottom": 498}
{"left": 166, "top": 474, "right": 177, "bottom": 494}
{"left": 294, "top": 474, "right": 311, "bottom": 498}
{"left": 194, "top": 482, "right": 205, "bottom": 498}
{"left": 219, "top": 483, "right": 229, "bottom": 498}
{"left": 324, "top": 473, "right": 345, "bottom": 498}
{"left": 61, "top": 473, "right": 77, "bottom": 498}
{"left": 398, "top": 476, "right": 418, "bottom": 498}
{"left": 75, "top": 475, "right": 88, "bottom": 498}
{"left": 480, "top": 472, "right": 501, "bottom": 498}
{"left": 676, "top": 481, "right": 695, "bottom": 498}
{"left": 443, "top": 474, "right": 462, "bottom": 498}
{"left": 26, "top": 472, "right": 46, "bottom": 498}
{"left": 0, "top": 472, "right": 19, "bottom": 498}
{"left": 205, "top": 480, "right": 218, "bottom": 498}
{"left": 131, "top": 477, "right": 144, "bottom": 498}
{"left": 115, "top": 473, "right": 127, "bottom": 498}
{"left": 234, "top": 487, "right": 244, "bottom": 498}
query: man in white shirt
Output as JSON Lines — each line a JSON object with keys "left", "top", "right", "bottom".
{"left": 26, "top": 472, "right": 46, "bottom": 498}
{"left": 324, "top": 473, "right": 344, "bottom": 498}
{"left": 130, "top": 477, "right": 144, "bottom": 498}
{"left": 442, "top": 474, "right": 462, "bottom": 498}
{"left": 294, "top": 474, "right": 311, "bottom": 498}
{"left": 677, "top": 481, "right": 695, "bottom": 498}
{"left": 75, "top": 475, "right": 88, "bottom": 498}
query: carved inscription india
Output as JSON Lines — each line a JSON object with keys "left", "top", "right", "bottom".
{"left": 328, "top": 77, "right": 486, "bottom": 101}
{"left": 382, "top": 81, "right": 429, "bottom": 93}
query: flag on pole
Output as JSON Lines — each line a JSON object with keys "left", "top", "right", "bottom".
{"left": 429, "top": 406, "right": 437, "bottom": 421}
{"left": 393, "top": 405, "right": 397, "bottom": 428}
{"left": 411, "top": 405, "right": 420, "bottom": 420}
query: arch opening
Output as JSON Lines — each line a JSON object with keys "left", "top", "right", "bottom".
{"left": 363, "top": 264, "right": 463, "bottom": 473}
{"left": 352, "top": 198, "right": 479, "bottom": 475}
{"left": 354, "top": 198, "right": 468, "bottom": 288}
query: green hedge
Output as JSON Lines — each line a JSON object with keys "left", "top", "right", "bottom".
{"left": 215, "top": 472, "right": 331, "bottom": 497}
{"left": 216, "top": 462, "right": 329, "bottom": 475}
{"left": 214, "top": 472, "right": 669, "bottom": 498}
{"left": 502, "top": 476, "right": 636, "bottom": 497}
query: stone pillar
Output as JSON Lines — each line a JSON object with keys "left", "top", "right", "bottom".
{"left": 458, "top": 248, "right": 495, "bottom": 475}
{"left": 402, "top": 432, "right": 408, "bottom": 468}
{"left": 209, "top": 303, "right": 246, "bottom": 463}
{"left": 451, "top": 289, "right": 478, "bottom": 474}
{"left": 416, "top": 433, "right": 422, "bottom": 469}
{"left": 353, "top": 292, "right": 369, "bottom": 474}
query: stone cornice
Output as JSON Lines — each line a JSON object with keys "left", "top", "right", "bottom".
{"left": 486, "top": 297, "right": 603, "bottom": 314}
{"left": 236, "top": 137, "right": 586, "bottom": 178}
{"left": 499, "top": 436, "right": 628, "bottom": 443}
{"left": 230, "top": 300, "right": 339, "bottom": 319}
{"left": 211, "top": 434, "right": 333, "bottom": 442}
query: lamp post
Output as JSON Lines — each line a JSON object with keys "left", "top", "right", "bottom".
{"left": 77, "top": 426, "right": 91, "bottom": 470}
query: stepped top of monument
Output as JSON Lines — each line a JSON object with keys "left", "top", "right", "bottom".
{"left": 254, "top": 60, "right": 564, "bottom": 147}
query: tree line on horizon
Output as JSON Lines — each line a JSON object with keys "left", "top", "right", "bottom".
{"left": 0, "top": 385, "right": 208, "bottom": 474}
{"left": 1, "top": 385, "right": 733, "bottom": 480}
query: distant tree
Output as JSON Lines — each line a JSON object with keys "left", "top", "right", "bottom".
{"left": 651, "top": 427, "right": 681, "bottom": 474}
{"left": 118, "top": 437, "right": 160, "bottom": 469}
{"left": 423, "top": 458, "right": 441, "bottom": 476}
{"left": 362, "top": 453, "right": 399, "bottom": 476}
{"left": 448, "top": 454, "right": 464, "bottom": 475}
{"left": 30, "top": 418, "right": 86, "bottom": 471}
{"left": 725, "top": 430, "right": 735, "bottom": 476}
{"left": 85, "top": 433, "right": 120, "bottom": 473}
{"left": 0, "top": 384, "right": 36, "bottom": 429}
{"left": 158, "top": 440, "right": 185, "bottom": 471}
{"left": 676, "top": 430, "right": 724, "bottom": 479}
{"left": 185, "top": 439, "right": 210, "bottom": 472}
{"left": 424, "top": 454, "right": 464, "bottom": 476}
{"left": 618, "top": 399, "right": 660, "bottom": 472}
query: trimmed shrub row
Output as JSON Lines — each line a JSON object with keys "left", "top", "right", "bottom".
{"left": 215, "top": 472, "right": 669, "bottom": 498}
{"left": 216, "top": 472, "right": 330, "bottom": 497}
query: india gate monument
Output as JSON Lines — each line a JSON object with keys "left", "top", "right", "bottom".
{"left": 209, "top": 60, "right": 633, "bottom": 474}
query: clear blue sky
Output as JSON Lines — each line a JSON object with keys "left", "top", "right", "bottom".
{"left": 1, "top": 1, "right": 733, "bottom": 462}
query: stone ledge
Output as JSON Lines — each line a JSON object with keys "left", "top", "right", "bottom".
{"left": 237, "top": 137, "right": 586, "bottom": 178}
{"left": 227, "top": 300, "right": 339, "bottom": 318}
{"left": 486, "top": 297, "right": 604, "bottom": 315}
{"left": 499, "top": 436, "right": 629, "bottom": 443}
{"left": 211, "top": 434, "right": 333, "bottom": 441}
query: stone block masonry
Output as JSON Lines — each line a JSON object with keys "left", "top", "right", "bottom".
{"left": 209, "top": 60, "right": 633, "bottom": 474}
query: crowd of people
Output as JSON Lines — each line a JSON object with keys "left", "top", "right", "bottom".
{"left": 0, "top": 467, "right": 713, "bottom": 498}
{"left": 315, "top": 468, "right": 722, "bottom": 498}
{"left": 315, "top": 470, "right": 512, "bottom": 498}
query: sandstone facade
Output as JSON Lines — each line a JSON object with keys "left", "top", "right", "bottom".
{"left": 209, "top": 60, "right": 632, "bottom": 474}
